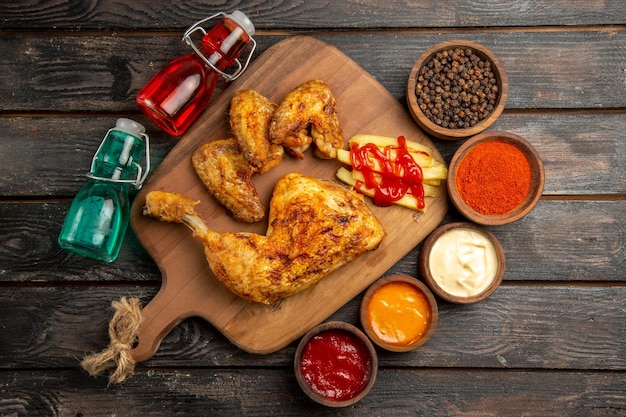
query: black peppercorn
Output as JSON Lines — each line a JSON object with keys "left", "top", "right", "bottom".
{"left": 415, "top": 47, "right": 499, "bottom": 129}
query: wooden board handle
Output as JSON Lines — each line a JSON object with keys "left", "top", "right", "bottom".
{"left": 129, "top": 253, "right": 240, "bottom": 363}
{"left": 130, "top": 283, "right": 190, "bottom": 363}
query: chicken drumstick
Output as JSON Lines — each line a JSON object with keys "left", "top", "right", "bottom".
{"left": 143, "top": 173, "right": 385, "bottom": 304}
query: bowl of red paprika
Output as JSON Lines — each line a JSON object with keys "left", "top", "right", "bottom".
{"left": 407, "top": 40, "right": 508, "bottom": 141}
{"left": 294, "top": 321, "right": 377, "bottom": 407}
{"left": 447, "top": 131, "right": 545, "bottom": 225}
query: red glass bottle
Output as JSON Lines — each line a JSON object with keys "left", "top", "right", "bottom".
{"left": 136, "top": 11, "right": 256, "bottom": 136}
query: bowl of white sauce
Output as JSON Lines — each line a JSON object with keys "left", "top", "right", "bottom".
{"left": 419, "top": 222, "right": 505, "bottom": 304}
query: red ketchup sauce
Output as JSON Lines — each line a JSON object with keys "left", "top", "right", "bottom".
{"left": 299, "top": 329, "right": 372, "bottom": 402}
{"left": 350, "top": 136, "right": 426, "bottom": 209}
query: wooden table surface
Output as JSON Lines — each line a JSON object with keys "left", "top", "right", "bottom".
{"left": 1, "top": 1, "right": 624, "bottom": 416}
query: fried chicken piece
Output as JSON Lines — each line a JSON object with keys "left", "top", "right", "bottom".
{"left": 191, "top": 139, "right": 264, "bottom": 223}
{"left": 259, "top": 143, "right": 284, "bottom": 174}
{"left": 229, "top": 89, "right": 283, "bottom": 173}
{"left": 143, "top": 173, "right": 385, "bottom": 304}
{"left": 143, "top": 190, "right": 200, "bottom": 223}
{"left": 270, "top": 80, "right": 344, "bottom": 159}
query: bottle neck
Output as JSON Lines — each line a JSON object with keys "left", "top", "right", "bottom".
{"left": 198, "top": 18, "right": 251, "bottom": 72}
{"left": 90, "top": 129, "right": 145, "bottom": 183}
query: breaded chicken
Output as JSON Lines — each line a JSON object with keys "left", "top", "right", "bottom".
{"left": 191, "top": 139, "right": 264, "bottom": 223}
{"left": 258, "top": 142, "right": 285, "bottom": 174}
{"left": 143, "top": 173, "right": 385, "bottom": 304}
{"left": 270, "top": 80, "right": 344, "bottom": 159}
{"left": 229, "top": 89, "right": 283, "bottom": 173}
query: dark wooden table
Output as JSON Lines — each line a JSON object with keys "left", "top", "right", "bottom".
{"left": 1, "top": 1, "right": 625, "bottom": 416}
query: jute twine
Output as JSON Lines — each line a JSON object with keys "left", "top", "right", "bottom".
{"left": 81, "top": 296, "right": 143, "bottom": 384}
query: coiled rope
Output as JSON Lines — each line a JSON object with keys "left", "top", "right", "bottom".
{"left": 80, "top": 297, "right": 142, "bottom": 384}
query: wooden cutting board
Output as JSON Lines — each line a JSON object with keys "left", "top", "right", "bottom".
{"left": 129, "top": 36, "right": 448, "bottom": 361}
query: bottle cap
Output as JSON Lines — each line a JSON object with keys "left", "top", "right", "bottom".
{"left": 115, "top": 118, "right": 146, "bottom": 137}
{"left": 228, "top": 10, "right": 255, "bottom": 36}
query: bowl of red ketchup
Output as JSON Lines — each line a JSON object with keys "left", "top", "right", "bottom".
{"left": 294, "top": 321, "right": 378, "bottom": 407}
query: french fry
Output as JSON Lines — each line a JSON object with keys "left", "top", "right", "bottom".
{"left": 349, "top": 169, "right": 439, "bottom": 198}
{"left": 338, "top": 148, "right": 447, "bottom": 181}
{"left": 337, "top": 167, "right": 425, "bottom": 210}
{"left": 336, "top": 148, "right": 352, "bottom": 165}
{"left": 421, "top": 164, "right": 448, "bottom": 181}
{"left": 349, "top": 134, "right": 433, "bottom": 155}
{"left": 337, "top": 147, "right": 434, "bottom": 168}
{"left": 336, "top": 167, "right": 355, "bottom": 185}
{"left": 335, "top": 134, "right": 447, "bottom": 211}
{"left": 386, "top": 148, "right": 434, "bottom": 167}
{"left": 423, "top": 183, "right": 439, "bottom": 198}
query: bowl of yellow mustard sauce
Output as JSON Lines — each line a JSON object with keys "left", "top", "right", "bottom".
{"left": 360, "top": 274, "right": 438, "bottom": 352}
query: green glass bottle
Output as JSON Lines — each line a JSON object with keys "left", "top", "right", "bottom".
{"left": 58, "top": 118, "right": 150, "bottom": 262}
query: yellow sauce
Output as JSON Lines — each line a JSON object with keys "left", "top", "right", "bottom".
{"left": 366, "top": 281, "right": 431, "bottom": 347}
{"left": 428, "top": 228, "right": 498, "bottom": 297}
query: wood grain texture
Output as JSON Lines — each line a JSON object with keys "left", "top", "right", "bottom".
{"left": 496, "top": 200, "right": 626, "bottom": 282}
{"left": 1, "top": 369, "right": 624, "bottom": 416}
{"left": 1, "top": 1, "right": 624, "bottom": 415}
{"left": 1, "top": 200, "right": 623, "bottom": 283}
{"left": 1, "top": 111, "right": 625, "bottom": 198}
{"left": 1, "top": 31, "right": 625, "bottom": 112}
{"left": 1, "top": 0, "right": 624, "bottom": 30}
{"left": 0, "top": 116, "right": 178, "bottom": 198}
{"left": 0, "top": 201, "right": 161, "bottom": 282}
{"left": 1, "top": 285, "right": 624, "bottom": 370}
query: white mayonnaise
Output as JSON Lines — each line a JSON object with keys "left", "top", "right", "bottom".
{"left": 428, "top": 228, "right": 498, "bottom": 297}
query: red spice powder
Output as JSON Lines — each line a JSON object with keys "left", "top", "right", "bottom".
{"left": 455, "top": 141, "right": 531, "bottom": 215}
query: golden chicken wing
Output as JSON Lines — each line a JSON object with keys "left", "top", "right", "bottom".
{"left": 270, "top": 80, "right": 344, "bottom": 159}
{"left": 143, "top": 173, "right": 385, "bottom": 304}
{"left": 191, "top": 139, "right": 264, "bottom": 223}
{"left": 229, "top": 89, "right": 283, "bottom": 173}
{"left": 258, "top": 142, "right": 284, "bottom": 174}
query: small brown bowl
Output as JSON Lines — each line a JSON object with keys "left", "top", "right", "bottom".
{"left": 360, "top": 274, "right": 438, "bottom": 352}
{"left": 419, "top": 222, "right": 505, "bottom": 304}
{"left": 448, "top": 131, "right": 544, "bottom": 225}
{"left": 294, "top": 321, "right": 377, "bottom": 407}
{"left": 407, "top": 40, "right": 508, "bottom": 140}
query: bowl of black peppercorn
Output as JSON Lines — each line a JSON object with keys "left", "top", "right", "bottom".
{"left": 407, "top": 40, "right": 508, "bottom": 141}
